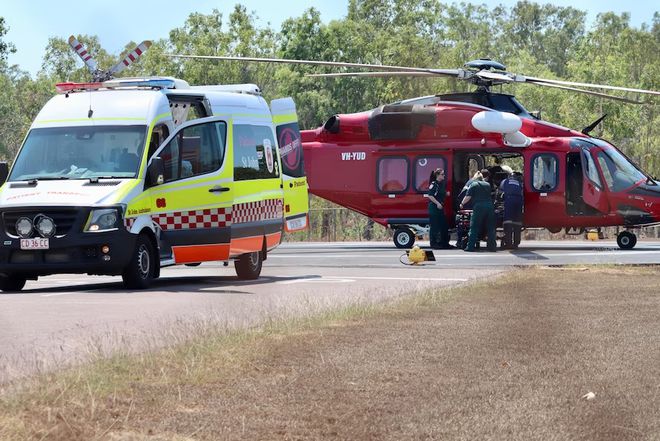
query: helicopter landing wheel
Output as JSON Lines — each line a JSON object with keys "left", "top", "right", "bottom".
{"left": 616, "top": 231, "right": 637, "bottom": 250}
{"left": 393, "top": 227, "right": 415, "bottom": 249}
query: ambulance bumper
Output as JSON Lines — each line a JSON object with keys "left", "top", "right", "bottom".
{"left": 0, "top": 229, "right": 136, "bottom": 277}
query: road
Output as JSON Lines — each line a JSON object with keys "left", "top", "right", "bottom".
{"left": 273, "top": 239, "right": 660, "bottom": 267}
{"left": 1, "top": 239, "right": 658, "bottom": 382}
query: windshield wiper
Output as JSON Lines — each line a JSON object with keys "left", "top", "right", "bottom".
{"left": 88, "top": 176, "right": 128, "bottom": 183}
{"left": 17, "top": 177, "right": 71, "bottom": 184}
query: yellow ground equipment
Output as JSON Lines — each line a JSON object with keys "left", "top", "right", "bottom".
{"left": 586, "top": 230, "right": 599, "bottom": 241}
{"left": 408, "top": 246, "right": 426, "bottom": 263}
{"left": 400, "top": 246, "right": 435, "bottom": 265}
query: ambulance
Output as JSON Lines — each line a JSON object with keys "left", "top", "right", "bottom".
{"left": 0, "top": 78, "right": 309, "bottom": 291}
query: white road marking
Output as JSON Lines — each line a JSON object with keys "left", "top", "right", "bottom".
{"left": 41, "top": 292, "right": 91, "bottom": 297}
{"left": 279, "top": 278, "right": 355, "bottom": 284}
{"left": 277, "top": 275, "right": 468, "bottom": 284}
{"left": 271, "top": 250, "right": 660, "bottom": 259}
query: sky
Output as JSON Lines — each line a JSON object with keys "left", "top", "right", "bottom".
{"left": 2, "top": 0, "right": 658, "bottom": 77}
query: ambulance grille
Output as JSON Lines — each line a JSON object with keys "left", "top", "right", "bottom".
{"left": 2, "top": 209, "right": 79, "bottom": 237}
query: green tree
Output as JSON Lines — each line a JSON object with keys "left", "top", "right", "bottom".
{"left": 0, "top": 16, "right": 16, "bottom": 64}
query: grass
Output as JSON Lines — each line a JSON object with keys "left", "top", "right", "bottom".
{"left": 1, "top": 266, "right": 660, "bottom": 440}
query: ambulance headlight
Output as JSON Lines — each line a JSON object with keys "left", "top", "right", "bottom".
{"left": 85, "top": 208, "right": 120, "bottom": 232}
{"left": 35, "top": 215, "right": 55, "bottom": 237}
{"left": 16, "top": 217, "right": 33, "bottom": 238}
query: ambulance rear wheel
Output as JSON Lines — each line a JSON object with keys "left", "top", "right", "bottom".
{"left": 393, "top": 228, "right": 415, "bottom": 249}
{"left": 122, "top": 234, "right": 156, "bottom": 289}
{"left": 617, "top": 231, "right": 637, "bottom": 250}
{"left": 0, "top": 275, "right": 26, "bottom": 292}
{"left": 235, "top": 251, "right": 262, "bottom": 280}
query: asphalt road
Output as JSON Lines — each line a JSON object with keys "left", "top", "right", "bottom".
{"left": 1, "top": 239, "right": 658, "bottom": 383}
{"left": 273, "top": 239, "right": 660, "bottom": 267}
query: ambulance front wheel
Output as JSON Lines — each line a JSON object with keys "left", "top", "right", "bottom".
{"left": 235, "top": 251, "right": 263, "bottom": 280}
{"left": 393, "top": 228, "right": 415, "bottom": 249}
{"left": 122, "top": 234, "right": 157, "bottom": 289}
{"left": 0, "top": 275, "right": 27, "bottom": 292}
{"left": 617, "top": 231, "right": 637, "bottom": 250}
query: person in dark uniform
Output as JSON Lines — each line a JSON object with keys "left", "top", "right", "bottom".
{"left": 427, "top": 168, "right": 452, "bottom": 249}
{"left": 499, "top": 171, "right": 524, "bottom": 249}
{"left": 459, "top": 169, "right": 497, "bottom": 252}
{"left": 457, "top": 178, "right": 475, "bottom": 210}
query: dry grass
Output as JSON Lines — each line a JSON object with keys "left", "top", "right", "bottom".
{"left": 2, "top": 266, "right": 660, "bottom": 440}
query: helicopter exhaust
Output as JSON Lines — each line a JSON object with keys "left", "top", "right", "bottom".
{"left": 471, "top": 111, "right": 531, "bottom": 147}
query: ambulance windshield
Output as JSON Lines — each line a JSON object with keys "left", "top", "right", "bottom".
{"left": 9, "top": 125, "right": 147, "bottom": 181}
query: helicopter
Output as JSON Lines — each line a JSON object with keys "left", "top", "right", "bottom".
{"left": 169, "top": 54, "right": 660, "bottom": 249}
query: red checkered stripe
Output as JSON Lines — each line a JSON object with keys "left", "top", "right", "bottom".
{"left": 151, "top": 208, "right": 232, "bottom": 230}
{"left": 124, "top": 218, "right": 136, "bottom": 230}
{"left": 233, "top": 199, "right": 283, "bottom": 224}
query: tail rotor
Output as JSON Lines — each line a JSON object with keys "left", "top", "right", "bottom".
{"left": 67, "top": 35, "right": 152, "bottom": 81}
{"left": 68, "top": 35, "right": 99, "bottom": 74}
{"left": 109, "top": 40, "right": 152, "bottom": 76}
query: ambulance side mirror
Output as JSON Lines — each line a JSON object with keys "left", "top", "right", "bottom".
{"left": 146, "top": 157, "right": 165, "bottom": 187}
{"left": 0, "top": 162, "right": 8, "bottom": 185}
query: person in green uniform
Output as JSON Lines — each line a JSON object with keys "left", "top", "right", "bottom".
{"left": 427, "top": 168, "right": 452, "bottom": 249}
{"left": 459, "top": 169, "right": 497, "bottom": 252}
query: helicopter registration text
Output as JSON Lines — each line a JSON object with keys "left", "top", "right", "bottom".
{"left": 341, "top": 152, "right": 366, "bottom": 161}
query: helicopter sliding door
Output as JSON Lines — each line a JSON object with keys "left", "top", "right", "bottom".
{"left": 580, "top": 148, "right": 609, "bottom": 214}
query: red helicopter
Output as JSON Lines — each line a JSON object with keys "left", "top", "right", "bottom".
{"left": 170, "top": 55, "right": 660, "bottom": 249}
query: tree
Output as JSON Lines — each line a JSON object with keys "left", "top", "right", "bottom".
{"left": 0, "top": 17, "right": 16, "bottom": 64}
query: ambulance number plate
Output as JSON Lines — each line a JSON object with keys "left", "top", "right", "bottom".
{"left": 20, "top": 238, "right": 49, "bottom": 250}
{"left": 286, "top": 216, "right": 307, "bottom": 231}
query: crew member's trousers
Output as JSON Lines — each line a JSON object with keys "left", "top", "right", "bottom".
{"left": 466, "top": 202, "right": 496, "bottom": 251}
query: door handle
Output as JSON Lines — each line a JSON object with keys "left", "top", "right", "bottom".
{"left": 209, "top": 186, "right": 230, "bottom": 193}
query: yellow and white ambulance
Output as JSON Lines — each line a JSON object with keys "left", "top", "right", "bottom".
{"left": 0, "top": 78, "right": 309, "bottom": 291}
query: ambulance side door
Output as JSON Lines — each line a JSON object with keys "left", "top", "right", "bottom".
{"left": 147, "top": 117, "right": 233, "bottom": 264}
{"left": 271, "top": 98, "right": 309, "bottom": 232}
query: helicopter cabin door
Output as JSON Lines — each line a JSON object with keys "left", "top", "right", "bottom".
{"left": 270, "top": 98, "right": 309, "bottom": 232}
{"left": 580, "top": 148, "right": 609, "bottom": 214}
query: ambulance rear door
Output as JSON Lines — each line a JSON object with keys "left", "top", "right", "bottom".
{"left": 270, "top": 98, "right": 309, "bottom": 232}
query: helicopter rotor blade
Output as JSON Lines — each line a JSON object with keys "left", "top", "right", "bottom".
{"left": 165, "top": 54, "right": 460, "bottom": 76}
{"left": 109, "top": 40, "right": 153, "bottom": 75}
{"left": 305, "top": 71, "right": 450, "bottom": 78}
{"left": 68, "top": 35, "right": 98, "bottom": 73}
{"left": 477, "top": 70, "right": 645, "bottom": 103}
{"left": 525, "top": 76, "right": 660, "bottom": 96}
{"left": 530, "top": 81, "right": 644, "bottom": 104}
{"left": 465, "top": 70, "right": 658, "bottom": 101}
{"left": 474, "top": 70, "right": 518, "bottom": 83}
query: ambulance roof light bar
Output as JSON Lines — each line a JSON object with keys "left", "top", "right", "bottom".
{"left": 191, "top": 83, "right": 262, "bottom": 95}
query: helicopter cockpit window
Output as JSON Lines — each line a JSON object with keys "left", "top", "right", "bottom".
{"left": 581, "top": 149, "right": 602, "bottom": 189}
{"left": 596, "top": 149, "right": 645, "bottom": 192}
{"left": 414, "top": 156, "right": 447, "bottom": 192}
{"left": 531, "top": 154, "right": 558, "bottom": 192}
{"left": 377, "top": 157, "right": 408, "bottom": 193}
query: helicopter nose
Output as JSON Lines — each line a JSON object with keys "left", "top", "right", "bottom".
{"left": 652, "top": 200, "right": 660, "bottom": 222}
